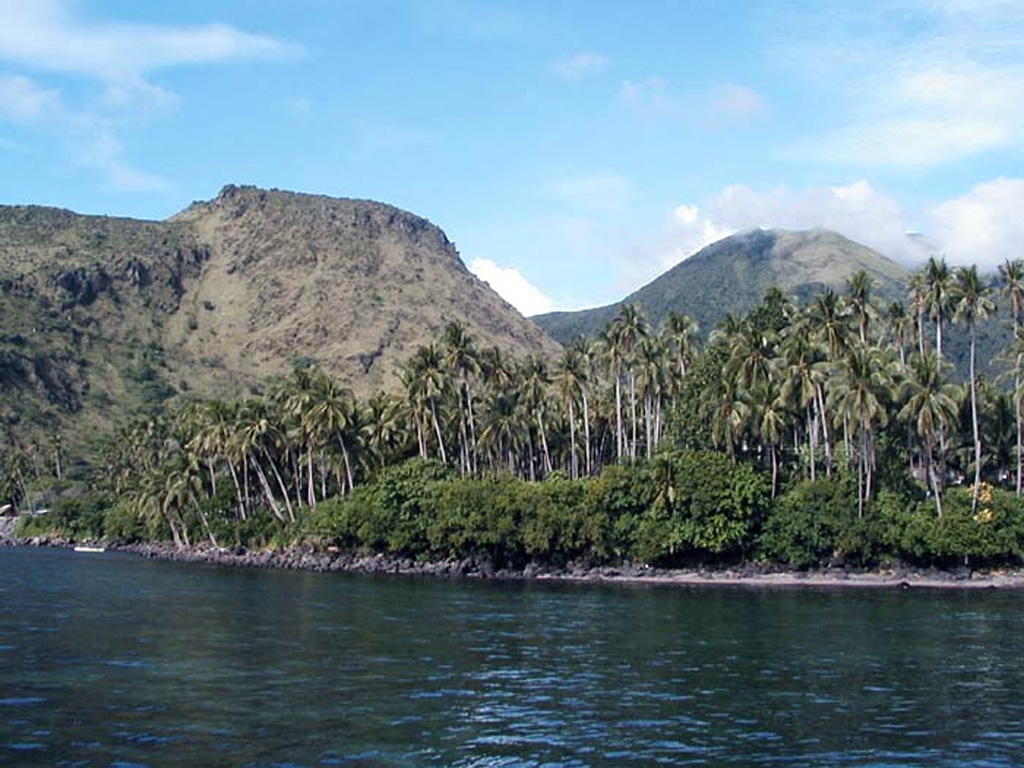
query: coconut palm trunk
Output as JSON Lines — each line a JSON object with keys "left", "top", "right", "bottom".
{"left": 969, "top": 323, "right": 981, "bottom": 511}
{"left": 816, "top": 386, "right": 832, "bottom": 477}
{"left": 615, "top": 374, "right": 623, "bottom": 460}
{"left": 582, "top": 389, "right": 592, "bottom": 476}
{"left": 429, "top": 399, "right": 447, "bottom": 465}
{"left": 568, "top": 400, "right": 578, "bottom": 479}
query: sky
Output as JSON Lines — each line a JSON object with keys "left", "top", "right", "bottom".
{"left": 1, "top": 0, "right": 1023, "bottom": 316}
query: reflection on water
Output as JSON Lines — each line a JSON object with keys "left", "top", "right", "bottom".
{"left": 1, "top": 547, "right": 1023, "bottom": 766}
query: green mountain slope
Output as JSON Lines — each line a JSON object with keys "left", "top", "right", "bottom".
{"left": 0, "top": 186, "right": 558, "bottom": 465}
{"left": 534, "top": 228, "right": 909, "bottom": 342}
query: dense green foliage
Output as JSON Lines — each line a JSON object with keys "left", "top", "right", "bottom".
{"left": 10, "top": 254, "right": 1024, "bottom": 573}
{"left": 17, "top": 455, "right": 1024, "bottom": 571}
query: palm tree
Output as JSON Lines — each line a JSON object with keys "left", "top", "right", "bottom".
{"left": 519, "top": 355, "right": 553, "bottom": 477}
{"left": 725, "top": 325, "right": 777, "bottom": 392}
{"left": 778, "top": 325, "right": 827, "bottom": 480}
{"left": 999, "top": 258, "right": 1024, "bottom": 493}
{"left": 366, "top": 391, "right": 404, "bottom": 470}
{"left": 608, "top": 304, "right": 650, "bottom": 460}
{"left": 569, "top": 336, "right": 598, "bottom": 476}
{"left": 884, "top": 301, "right": 911, "bottom": 369}
{"left": 599, "top": 323, "right": 627, "bottom": 461}
{"left": 279, "top": 367, "right": 322, "bottom": 508}
{"left": 828, "top": 343, "right": 893, "bottom": 517}
{"left": 907, "top": 271, "right": 929, "bottom": 356}
{"left": 708, "top": 377, "right": 751, "bottom": 463}
{"left": 134, "top": 468, "right": 190, "bottom": 549}
{"left": 952, "top": 265, "right": 996, "bottom": 511}
{"left": 479, "top": 389, "right": 524, "bottom": 475}
{"left": 709, "top": 312, "right": 743, "bottom": 347}
{"left": 480, "top": 345, "right": 515, "bottom": 394}
{"left": 442, "top": 321, "right": 481, "bottom": 475}
{"left": 923, "top": 256, "right": 953, "bottom": 359}
{"left": 805, "top": 289, "right": 852, "bottom": 360}
{"left": 899, "top": 351, "right": 960, "bottom": 516}
{"left": 663, "top": 311, "right": 700, "bottom": 378}
{"left": 303, "top": 373, "right": 359, "bottom": 497}
{"left": 635, "top": 336, "right": 668, "bottom": 458}
{"left": 188, "top": 400, "right": 246, "bottom": 519}
{"left": 403, "top": 344, "right": 449, "bottom": 465}
{"left": 236, "top": 399, "right": 293, "bottom": 523}
{"left": 553, "top": 346, "right": 586, "bottom": 478}
{"left": 163, "top": 455, "right": 219, "bottom": 547}
{"left": 846, "top": 270, "right": 876, "bottom": 344}
{"left": 752, "top": 380, "right": 787, "bottom": 497}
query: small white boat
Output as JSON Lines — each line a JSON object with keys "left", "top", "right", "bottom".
{"left": 73, "top": 546, "right": 105, "bottom": 553}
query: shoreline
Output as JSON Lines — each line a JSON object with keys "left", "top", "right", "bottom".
{"left": 5, "top": 533, "right": 1024, "bottom": 590}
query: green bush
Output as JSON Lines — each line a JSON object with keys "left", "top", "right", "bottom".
{"left": 582, "top": 463, "right": 654, "bottom": 560}
{"left": 103, "top": 499, "right": 150, "bottom": 542}
{"left": 304, "top": 459, "right": 451, "bottom": 556}
{"left": 759, "top": 476, "right": 881, "bottom": 568}
{"left": 635, "top": 452, "right": 769, "bottom": 564}
{"left": 520, "top": 475, "right": 596, "bottom": 564}
{"left": 427, "top": 476, "right": 523, "bottom": 564}
{"left": 882, "top": 484, "right": 1024, "bottom": 566}
{"left": 16, "top": 489, "right": 111, "bottom": 540}
{"left": 303, "top": 487, "right": 370, "bottom": 549}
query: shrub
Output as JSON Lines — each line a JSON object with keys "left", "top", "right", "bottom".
{"left": 427, "top": 475, "right": 523, "bottom": 565}
{"left": 583, "top": 463, "right": 654, "bottom": 560}
{"left": 521, "top": 475, "right": 595, "bottom": 564}
{"left": 304, "top": 459, "right": 451, "bottom": 556}
{"left": 635, "top": 451, "right": 770, "bottom": 565}
{"left": 759, "top": 476, "right": 880, "bottom": 568}
{"left": 103, "top": 499, "right": 149, "bottom": 542}
{"left": 883, "top": 484, "right": 1024, "bottom": 566}
{"left": 16, "top": 489, "right": 111, "bottom": 540}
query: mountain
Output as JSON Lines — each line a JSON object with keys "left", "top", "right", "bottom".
{"left": 533, "top": 228, "right": 910, "bottom": 343}
{"left": 0, "top": 185, "right": 558, "bottom": 463}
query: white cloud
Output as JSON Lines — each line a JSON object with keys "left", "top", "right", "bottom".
{"left": 0, "top": 1, "right": 292, "bottom": 189}
{"left": 0, "top": 71, "right": 166, "bottom": 190}
{"left": 469, "top": 258, "right": 555, "bottom": 316}
{"left": 804, "top": 90, "right": 1018, "bottom": 167}
{"left": 551, "top": 52, "right": 608, "bottom": 83}
{"left": 77, "top": 128, "right": 169, "bottom": 191}
{"left": 0, "top": 1, "right": 292, "bottom": 79}
{"left": 615, "top": 180, "right": 929, "bottom": 293}
{"left": 707, "top": 84, "right": 767, "bottom": 119}
{"left": 0, "top": 73, "right": 60, "bottom": 122}
{"left": 668, "top": 204, "right": 735, "bottom": 257}
{"left": 928, "top": 177, "right": 1024, "bottom": 270}
{"left": 616, "top": 177, "right": 1024, "bottom": 295}
{"left": 707, "top": 181, "right": 919, "bottom": 260}
{"left": 782, "top": 6, "right": 1024, "bottom": 167}
{"left": 547, "top": 171, "right": 633, "bottom": 212}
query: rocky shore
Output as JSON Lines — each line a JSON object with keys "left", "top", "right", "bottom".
{"left": 5, "top": 526, "right": 1024, "bottom": 589}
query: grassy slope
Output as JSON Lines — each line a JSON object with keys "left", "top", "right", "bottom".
{"left": 0, "top": 206, "right": 208, "bottom": 465}
{"left": 0, "top": 186, "right": 559, "bottom": 468}
{"left": 168, "top": 186, "right": 559, "bottom": 398}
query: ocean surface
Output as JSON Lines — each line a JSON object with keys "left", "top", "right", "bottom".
{"left": 1, "top": 547, "right": 1022, "bottom": 767}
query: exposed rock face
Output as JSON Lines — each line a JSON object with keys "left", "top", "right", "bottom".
{"left": 0, "top": 186, "right": 559, "bottom": 456}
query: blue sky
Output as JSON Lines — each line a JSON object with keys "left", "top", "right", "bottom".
{"left": 2, "top": 1, "right": 1023, "bottom": 315}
